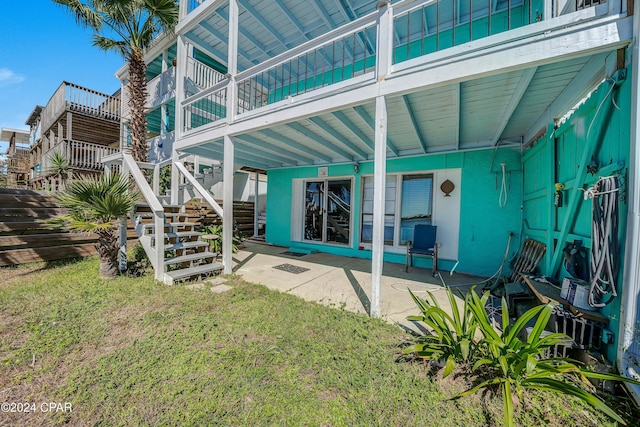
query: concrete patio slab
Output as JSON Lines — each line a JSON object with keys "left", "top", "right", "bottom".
{"left": 232, "top": 242, "right": 488, "bottom": 330}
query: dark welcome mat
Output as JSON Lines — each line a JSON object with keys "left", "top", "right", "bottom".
{"left": 273, "top": 263, "right": 310, "bottom": 274}
{"left": 280, "top": 251, "right": 306, "bottom": 257}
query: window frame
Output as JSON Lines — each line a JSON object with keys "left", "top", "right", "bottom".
{"left": 360, "top": 172, "right": 435, "bottom": 250}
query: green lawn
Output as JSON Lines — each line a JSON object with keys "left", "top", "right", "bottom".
{"left": 0, "top": 257, "right": 626, "bottom": 426}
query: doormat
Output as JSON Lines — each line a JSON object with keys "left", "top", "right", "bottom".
{"left": 273, "top": 263, "right": 310, "bottom": 274}
{"left": 280, "top": 251, "right": 306, "bottom": 257}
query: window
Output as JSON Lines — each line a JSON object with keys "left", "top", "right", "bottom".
{"left": 361, "top": 173, "right": 434, "bottom": 246}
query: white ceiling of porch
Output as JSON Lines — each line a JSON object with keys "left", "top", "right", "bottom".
{"left": 183, "top": 51, "right": 611, "bottom": 170}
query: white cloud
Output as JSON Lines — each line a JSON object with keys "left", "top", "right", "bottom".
{"left": 0, "top": 68, "right": 25, "bottom": 87}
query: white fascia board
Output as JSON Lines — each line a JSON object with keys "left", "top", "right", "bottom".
{"left": 176, "top": 0, "right": 227, "bottom": 36}
{"left": 174, "top": 15, "right": 632, "bottom": 153}
{"left": 381, "top": 15, "right": 632, "bottom": 98}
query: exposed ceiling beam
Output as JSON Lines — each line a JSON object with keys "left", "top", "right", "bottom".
{"left": 273, "top": 0, "right": 308, "bottom": 37}
{"left": 352, "top": 105, "right": 399, "bottom": 156}
{"left": 234, "top": 134, "right": 309, "bottom": 164}
{"left": 452, "top": 83, "right": 460, "bottom": 150}
{"left": 309, "top": 0, "right": 355, "bottom": 61}
{"left": 286, "top": 122, "right": 354, "bottom": 160}
{"left": 217, "top": 9, "right": 273, "bottom": 57}
{"left": 238, "top": 0, "right": 292, "bottom": 49}
{"left": 332, "top": 111, "right": 374, "bottom": 152}
{"left": 307, "top": 116, "right": 370, "bottom": 159}
{"left": 184, "top": 32, "right": 229, "bottom": 67}
{"left": 334, "top": 0, "right": 372, "bottom": 54}
{"left": 523, "top": 55, "right": 606, "bottom": 143}
{"left": 189, "top": 142, "right": 275, "bottom": 170}
{"left": 402, "top": 95, "right": 428, "bottom": 153}
{"left": 491, "top": 67, "right": 537, "bottom": 146}
{"left": 199, "top": 21, "right": 261, "bottom": 66}
{"left": 260, "top": 128, "right": 334, "bottom": 163}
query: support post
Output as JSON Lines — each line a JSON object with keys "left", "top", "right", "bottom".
{"left": 376, "top": 0, "right": 393, "bottom": 81}
{"left": 171, "top": 149, "right": 180, "bottom": 205}
{"left": 153, "top": 162, "right": 160, "bottom": 196}
{"left": 223, "top": 135, "right": 235, "bottom": 274}
{"left": 175, "top": 34, "right": 188, "bottom": 139}
{"left": 253, "top": 173, "right": 260, "bottom": 237}
{"left": 227, "top": 0, "right": 239, "bottom": 121}
{"left": 618, "top": 5, "right": 640, "bottom": 402}
{"left": 371, "top": 95, "right": 388, "bottom": 318}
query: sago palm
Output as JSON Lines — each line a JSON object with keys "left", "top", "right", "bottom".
{"left": 53, "top": 174, "right": 139, "bottom": 279}
{"left": 47, "top": 151, "right": 71, "bottom": 190}
{"left": 53, "top": 0, "right": 179, "bottom": 162}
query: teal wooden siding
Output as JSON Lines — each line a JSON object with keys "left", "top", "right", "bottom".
{"left": 266, "top": 148, "right": 523, "bottom": 277}
{"left": 521, "top": 72, "right": 631, "bottom": 361}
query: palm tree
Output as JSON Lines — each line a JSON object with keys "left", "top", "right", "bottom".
{"left": 53, "top": 174, "right": 139, "bottom": 279}
{"left": 53, "top": 0, "right": 179, "bottom": 163}
{"left": 47, "top": 151, "right": 72, "bottom": 190}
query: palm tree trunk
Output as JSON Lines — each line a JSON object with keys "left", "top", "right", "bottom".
{"left": 95, "top": 229, "right": 120, "bottom": 279}
{"left": 128, "top": 52, "right": 148, "bottom": 163}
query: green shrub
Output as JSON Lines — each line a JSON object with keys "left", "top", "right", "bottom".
{"left": 405, "top": 287, "right": 640, "bottom": 426}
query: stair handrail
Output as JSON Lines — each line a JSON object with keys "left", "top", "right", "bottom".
{"left": 121, "top": 152, "right": 165, "bottom": 280}
{"left": 174, "top": 160, "right": 224, "bottom": 218}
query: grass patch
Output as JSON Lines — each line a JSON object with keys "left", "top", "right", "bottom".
{"left": 0, "top": 257, "right": 628, "bottom": 426}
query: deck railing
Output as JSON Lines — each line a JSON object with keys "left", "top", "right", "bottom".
{"left": 179, "top": 0, "right": 616, "bottom": 133}
{"left": 187, "top": 58, "right": 226, "bottom": 94}
{"left": 41, "top": 82, "right": 121, "bottom": 132}
{"left": 147, "top": 67, "right": 176, "bottom": 107}
{"left": 42, "top": 140, "right": 120, "bottom": 174}
{"left": 235, "top": 17, "right": 377, "bottom": 115}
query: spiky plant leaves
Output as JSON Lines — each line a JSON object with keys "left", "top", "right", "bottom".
{"left": 53, "top": 173, "right": 139, "bottom": 279}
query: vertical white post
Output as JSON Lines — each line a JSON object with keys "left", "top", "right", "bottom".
{"left": 223, "top": 135, "right": 235, "bottom": 274}
{"left": 253, "top": 173, "right": 260, "bottom": 237}
{"left": 119, "top": 157, "right": 131, "bottom": 273}
{"left": 371, "top": 95, "right": 387, "bottom": 318}
{"left": 376, "top": 0, "right": 393, "bottom": 81}
{"left": 171, "top": 149, "right": 180, "bottom": 205}
{"left": 618, "top": 5, "right": 640, "bottom": 400}
{"left": 227, "top": 0, "right": 239, "bottom": 122}
{"left": 175, "top": 35, "right": 188, "bottom": 139}
{"left": 179, "top": 0, "right": 188, "bottom": 20}
{"left": 153, "top": 163, "right": 160, "bottom": 195}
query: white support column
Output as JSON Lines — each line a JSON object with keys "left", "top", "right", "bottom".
{"left": 171, "top": 149, "right": 180, "bottom": 205}
{"left": 371, "top": 95, "right": 388, "bottom": 318}
{"left": 226, "top": 0, "right": 239, "bottom": 122}
{"left": 376, "top": 0, "right": 393, "bottom": 81}
{"left": 153, "top": 163, "right": 160, "bottom": 195}
{"left": 223, "top": 134, "right": 235, "bottom": 274}
{"left": 618, "top": 5, "right": 640, "bottom": 402}
{"left": 175, "top": 35, "right": 188, "bottom": 139}
{"left": 253, "top": 173, "right": 259, "bottom": 237}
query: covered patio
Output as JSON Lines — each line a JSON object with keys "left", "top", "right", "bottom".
{"left": 231, "top": 240, "right": 483, "bottom": 327}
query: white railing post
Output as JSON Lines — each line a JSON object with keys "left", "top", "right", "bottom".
{"left": 227, "top": 0, "right": 239, "bottom": 122}
{"left": 376, "top": 0, "right": 393, "bottom": 80}
{"left": 153, "top": 162, "right": 160, "bottom": 195}
{"left": 176, "top": 35, "right": 188, "bottom": 136}
{"left": 223, "top": 135, "right": 234, "bottom": 275}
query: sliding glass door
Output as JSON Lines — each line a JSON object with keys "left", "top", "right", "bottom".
{"left": 304, "top": 179, "right": 352, "bottom": 245}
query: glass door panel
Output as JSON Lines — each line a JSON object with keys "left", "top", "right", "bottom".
{"left": 326, "top": 179, "right": 351, "bottom": 244}
{"left": 304, "top": 181, "right": 324, "bottom": 241}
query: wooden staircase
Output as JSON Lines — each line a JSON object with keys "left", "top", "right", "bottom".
{"left": 132, "top": 204, "right": 223, "bottom": 284}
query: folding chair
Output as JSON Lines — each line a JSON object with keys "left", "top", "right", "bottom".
{"left": 405, "top": 224, "right": 438, "bottom": 276}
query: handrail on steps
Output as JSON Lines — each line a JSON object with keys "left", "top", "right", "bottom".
{"left": 121, "top": 152, "right": 165, "bottom": 281}
{"left": 174, "top": 160, "right": 224, "bottom": 218}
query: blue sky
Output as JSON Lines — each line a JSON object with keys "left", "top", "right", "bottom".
{"left": 0, "top": 1, "right": 124, "bottom": 153}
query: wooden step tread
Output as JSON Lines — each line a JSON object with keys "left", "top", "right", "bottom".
{"left": 164, "top": 251, "right": 216, "bottom": 266}
{"left": 165, "top": 241, "right": 210, "bottom": 251}
{"left": 165, "top": 231, "right": 203, "bottom": 239}
{"left": 164, "top": 262, "right": 223, "bottom": 281}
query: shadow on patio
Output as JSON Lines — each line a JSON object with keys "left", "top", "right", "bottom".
{"left": 232, "top": 241, "right": 489, "bottom": 328}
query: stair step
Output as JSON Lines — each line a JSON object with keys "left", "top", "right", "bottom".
{"left": 164, "top": 262, "right": 224, "bottom": 283}
{"left": 165, "top": 241, "right": 210, "bottom": 251}
{"left": 165, "top": 231, "right": 203, "bottom": 239}
{"left": 165, "top": 251, "right": 216, "bottom": 266}
{"left": 143, "top": 222, "right": 197, "bottom": 230}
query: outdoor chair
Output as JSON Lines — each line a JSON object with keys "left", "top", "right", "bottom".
{"left": 405, "top": 224, "right": 438, "bottom": 276}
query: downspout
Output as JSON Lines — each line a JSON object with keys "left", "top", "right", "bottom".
{"left": 617, "top": 0, "right": 640, "bottom": 403}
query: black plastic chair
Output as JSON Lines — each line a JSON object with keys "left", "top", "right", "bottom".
{"left": 405, "top": 224, "right": 438, "bottom": 276}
